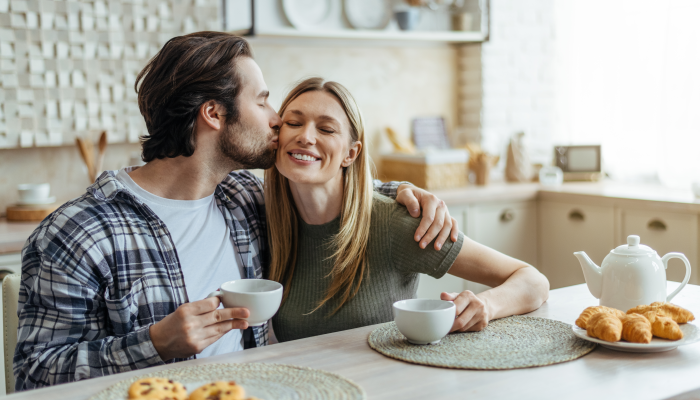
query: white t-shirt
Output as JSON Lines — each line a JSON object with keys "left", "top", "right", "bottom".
{"left": 116, "top": 169, "right": 244, "bottom": 358}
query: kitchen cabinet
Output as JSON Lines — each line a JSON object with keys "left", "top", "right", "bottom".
{"left": 538, "top": 201, "right": 615, "bottom": 290}
{"left": 417, "top": 201, "right": 537, "bottom": 298}
{"left": 620, "top": 208, "right": 699, "bottom": 285}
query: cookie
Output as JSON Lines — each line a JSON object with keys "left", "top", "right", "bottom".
{"left": 128, "top": 377, "right": 187, "bottom": 400}
{"left": 188, "top": 381, "right": 245, "bottom": 400}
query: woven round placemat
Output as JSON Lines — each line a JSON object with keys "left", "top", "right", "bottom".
{"left": 89, "top": 363, "right": 365, "bottom": 400}
{"left": 369, "top": 315, "right": 596, "bottom": 370}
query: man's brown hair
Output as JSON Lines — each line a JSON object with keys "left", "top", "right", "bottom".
{"left": 135, "top": 32, "right": 252, "bottom": 162}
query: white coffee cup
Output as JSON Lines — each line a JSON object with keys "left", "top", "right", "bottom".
{"left": 207, "top": 279, "right": 283, "bottom": 326}
{"left": 393, "top": 299, "right": 456, "bottom": 345}
{"left": 17, "top": 183, "right": 51, "bottom": 204}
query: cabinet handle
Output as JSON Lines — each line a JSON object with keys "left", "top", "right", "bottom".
{"left": 500, "top": 209, "right": 515, "bottom": 222}
{"left": 568, "top": 210, "right": 585, "bottom": 222}
{"left": 647, "top": 219, "right": 667, "bottom": 231}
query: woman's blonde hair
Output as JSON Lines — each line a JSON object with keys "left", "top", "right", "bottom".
{"left": 265, "top": 77, "right": 374, "bottom": 315}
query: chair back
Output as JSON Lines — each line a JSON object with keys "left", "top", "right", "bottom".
{"left": 1, "top": 274, "right": 21, "bottom": 395}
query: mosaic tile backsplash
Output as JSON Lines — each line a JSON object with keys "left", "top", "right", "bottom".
{"left": 0, "top": 0, "right": 219, "bottom": 148}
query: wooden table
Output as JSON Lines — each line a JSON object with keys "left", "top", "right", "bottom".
{"left": 7, "top": 284, "right": 700, "bottom": 400}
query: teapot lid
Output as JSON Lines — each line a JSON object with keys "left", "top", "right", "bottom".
{"left": 612, "top": 235, "right": 656, "bottom": 256}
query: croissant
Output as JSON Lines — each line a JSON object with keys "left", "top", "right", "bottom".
{"left": 586, "top": 312, "right": 623, "bottom": 342}
{"left": 627, "top": 302, "right": 695, "bottom": 324}
{"left": 642, "top": 311, "right": 683, "bottom": 341}
{"left": 651, "top": 302, "right": 695, "bottom": 323}
{"left": 576, "top": 306, "right": 625, "bottom": 329}
{"left": 620, "top": 313, "right": 652, "bottom": 343}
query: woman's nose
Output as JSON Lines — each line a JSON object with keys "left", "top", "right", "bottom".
{"left": 297, "top": 125, "right": 316, "bottom": 145}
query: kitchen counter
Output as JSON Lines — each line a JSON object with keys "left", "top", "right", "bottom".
{"left": 0, "top": 218, "right": 37, "bottom": 254}
{"left": 434, "top": 180, "right": 700, "bottom": 211}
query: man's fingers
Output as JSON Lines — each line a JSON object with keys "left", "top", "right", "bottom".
{"left": 397, "top": 188, "right": 421, "bottom": 218}
{"left": 415, "top": 199, "right": 439, "bottom": 246}
{"left": 205, "top": 307, "right": 250, "bottom": 326}
{"left": 450, "top": 292, "right": 471, "bottom": 315}
{"left": 450, "top": 217, "right": 459, "bottom": 242}
{"left": 420, "top": 202, "right": 446, "bottom": 249}
{"left": 187, "top": 297, "right": 222, "bottom": 315}
{"left": 433, "top": 213, "right": 453, "bottom": 251}
{"left": 200, "top": 319, "right": 249, "bottom": 346}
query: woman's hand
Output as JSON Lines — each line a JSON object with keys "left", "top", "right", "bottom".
{"left": 395, "top": 184, "right": 459, "bottom": 250}
{"left": 441, "top": 291, "right": 491, "bottom": 332}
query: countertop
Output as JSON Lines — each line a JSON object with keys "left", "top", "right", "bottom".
{"left": 3, "top": 181, "right": 700, "bottom": 255}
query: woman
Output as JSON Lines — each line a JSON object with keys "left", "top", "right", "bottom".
{"left": 266, "top": 78, "right": 549, "bottom": 342}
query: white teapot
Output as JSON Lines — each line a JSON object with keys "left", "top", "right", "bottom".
{"left": 574, "top": 235, "right": 692, "bottom": 311}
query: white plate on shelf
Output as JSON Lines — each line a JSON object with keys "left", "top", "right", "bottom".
{"left": 16, "top": 196, "right": 56, "bottom": 206}
{"left": 282, "top": 0, "right": 336, "bottom": 30}
{"left": 344, "top": 0, "right": 392, "bottom": 30}
{"left": 572, "top": 323, "right": 700, "bottom": 353}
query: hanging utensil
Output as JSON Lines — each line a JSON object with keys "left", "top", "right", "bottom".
{"left": 95, "top": 131, "right": 107, "bottom": 179}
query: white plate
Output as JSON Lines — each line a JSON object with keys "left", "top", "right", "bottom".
{"left": 572, "top": 323, "right": 700, "bottom": 353}
{"left": 282, "top": 0, "right": 336, "bottom": 30}
{"left": 16, "top": 196, "right": 56, "bottom": 206}
{"left": 344, "top": 0, "right": 392, "bottom": 30}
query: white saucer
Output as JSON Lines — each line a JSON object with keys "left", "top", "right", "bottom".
{"left": 16, "top": 196, "right": 56, "bottom": 206}
{"left": 572, "top": 323, "right": 700, "bottom": 353}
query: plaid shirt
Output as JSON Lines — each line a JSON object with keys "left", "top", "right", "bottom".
{"left": 14, "top": 169, "right": 400, "bottom": 391}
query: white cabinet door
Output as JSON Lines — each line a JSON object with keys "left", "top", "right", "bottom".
{"left": 620, "top": 208, "right": 699, "bottom": 285}
{"left": 416, "top": 205, "right": 468, "bottom": 299}
{"left": 468, "top": 201, "right": 538, "bottom": 266}
{"left": 539, "top": 201, "right": 615, "bottom": 289}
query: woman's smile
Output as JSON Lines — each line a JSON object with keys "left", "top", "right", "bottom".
{"left": 288, "top": 149, "right": 321, "bottom": 165}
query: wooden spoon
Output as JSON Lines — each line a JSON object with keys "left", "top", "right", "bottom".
{"left": 96, "top": 131, "right": 107, "bottom": 179}
{"left": 75, "top": 137, "right": 95, "bottom": 183}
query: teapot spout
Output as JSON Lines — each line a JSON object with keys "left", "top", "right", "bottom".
{"left": 574, "top": 251, "right": 603, "bottom": 299}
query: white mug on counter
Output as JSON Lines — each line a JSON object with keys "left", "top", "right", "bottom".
{"left": 393, "top": 299, "right": 455, "bottom": 345}
{"left": 207, "top": 279, "right": 283, "bottom": 326}
{"left": 17, "top": 183, "right": 53, "bottom": 205}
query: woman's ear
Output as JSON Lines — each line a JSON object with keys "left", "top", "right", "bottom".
{"left": 342, "top": 141, "right": 362, "bottom": 167}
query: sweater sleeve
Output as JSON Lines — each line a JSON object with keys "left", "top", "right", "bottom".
{"left": 388, "top": 206, "right": 464, "bottom": 279}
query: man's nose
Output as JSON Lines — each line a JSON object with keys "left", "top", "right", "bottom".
{"left": 270, "top": 112, "right": 282, "bottom": 130}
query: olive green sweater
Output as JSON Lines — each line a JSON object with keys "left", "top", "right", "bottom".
{"left": 272, "top": 193, "right": 465, "bottom": 342}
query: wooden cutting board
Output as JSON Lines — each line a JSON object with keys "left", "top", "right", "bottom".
{"left": 6, "top": 204, "right": 58, "bottom": 222}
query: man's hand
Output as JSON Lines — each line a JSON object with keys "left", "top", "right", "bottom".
{"left": 441, "top": 291, "right": 490, "bottom": 332}
{"left": 149, "top": 297, "right": 249, "bottom": 361}
{"left": 396, "top": 184, "right": 459, "bottom": 250}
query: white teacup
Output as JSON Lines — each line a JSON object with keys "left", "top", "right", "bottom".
{"left": 17, "top": 183, "right": 51, "bottom": 204}
{"left": 207, "top": 279, "right": 283, "bottom": 326}
{"left": 393, "top": 299, "right": 456, "bottom": 345}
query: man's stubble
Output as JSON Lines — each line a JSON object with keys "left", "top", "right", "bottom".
{"left": 218, "top": 119, "right": 276, "bottom": 171}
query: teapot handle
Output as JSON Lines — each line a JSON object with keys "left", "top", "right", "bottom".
{"left": 662, "top": 253, "right": 692, "bottom": 302}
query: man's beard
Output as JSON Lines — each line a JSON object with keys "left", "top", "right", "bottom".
{"left": 218, "top": 120, "right": 276, "bottom": 170}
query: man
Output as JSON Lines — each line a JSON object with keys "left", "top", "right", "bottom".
{"left": 14, "top": 32, "right": 459, "bottom": 391}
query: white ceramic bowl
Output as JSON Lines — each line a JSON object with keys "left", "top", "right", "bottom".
{"left": 17, "top": 183, "right": 50, "bottom": 204}
{"left": 393, "top": 299, "right": 456, "bottom": 345}
{"left": 692, "top": 181, "right": 700, "bottom": 199}
{"left": 208, "top": 279, "right": 283, "bottom": 326}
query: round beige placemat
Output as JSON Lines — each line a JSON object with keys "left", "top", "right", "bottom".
{"left": 89, "top": 363, "right": 365, "bottom": 400}
{"left": 369, "top": 316, "right": 596, "bottom": 370}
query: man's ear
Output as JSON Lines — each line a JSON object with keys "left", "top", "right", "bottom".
{"left": 342, "top": 141, "right": 362, "bottom": 167}
{"left": 198, "top": 100, "right": 225, "bottom": 131}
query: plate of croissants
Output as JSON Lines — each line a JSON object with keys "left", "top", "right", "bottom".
{"left": 572, "top": 302, "right": 699, "bottom": 352}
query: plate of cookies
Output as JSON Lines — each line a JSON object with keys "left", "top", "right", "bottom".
{"left": 89, "top": 363, "right": 365, "bottom": 400}
{"left": 572, "top": 302, "right": 700, "bottom": 352}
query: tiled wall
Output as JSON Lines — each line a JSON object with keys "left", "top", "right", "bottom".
{"left": 0, "top": 0, "right": 219, "bottom": 149}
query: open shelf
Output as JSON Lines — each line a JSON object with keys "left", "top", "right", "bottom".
{"left": 248, "top": 28, "right": 487, "bottom": 44}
